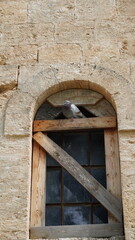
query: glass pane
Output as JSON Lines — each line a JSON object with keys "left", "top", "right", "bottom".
{"left": 46, "top": 206, "right": 61, "bottom": 226}
{"left": 91, "top": 168, "right": 106, "bottom": 203}
{"left": 47, "top": 132, "right": 62, "bottom": 166}
{"left": 64, "top": 170, "right": 91, "bottom": 203}
{"left": 46, "top": 153, "right": 60, "bottom": 167}
{"left": 93, "top": 205, "right": 108, "bottom": 224}
{"left": 91, "top": 168, "right": 106, "bottom": 187}
{"left": 64, "top": 206, "right": 91, "bottom": 225}
{"left": 46, "top": 169, "right": 61, "bottom": 203}
{"left": 91, "top": 132, "right": 105, "bottom": 165}
{"left": 63, "top": 133, "right": 90, "bottom": 165}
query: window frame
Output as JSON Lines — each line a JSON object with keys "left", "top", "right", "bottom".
{"left": 30, "top": 117, "right": 123, "bottom": 239}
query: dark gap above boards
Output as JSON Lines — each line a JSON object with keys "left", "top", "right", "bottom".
{"left": 35, "top": 101, "right": 96, "bottom": 120}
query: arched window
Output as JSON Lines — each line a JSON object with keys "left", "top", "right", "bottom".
{"left": 30, "top": 89, "right": 123, "bottom": 239}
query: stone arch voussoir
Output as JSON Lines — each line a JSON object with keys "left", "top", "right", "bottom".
{"left": 4, "top": 65, "right": 135, "bottom": 136}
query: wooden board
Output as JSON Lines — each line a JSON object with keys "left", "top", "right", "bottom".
{"left": 104, "top": 129, "right": 122, "bottom": 223}
{"left": 33, "top": 117, "right": 116, "bottom": 132}
{"left": 31, "top": 140, "right": 46, "bottom": 227}
{"left": 47, "top": 89, "right": 103, "bottom": 107}
{"left": 30, "top": 223, "right": 123, "bottom": 239}
{"left": 33, "top": 132, "right": 122, "bottom": 222}
{"left": 85, "top": 99, "right": 116, "bottom": 117}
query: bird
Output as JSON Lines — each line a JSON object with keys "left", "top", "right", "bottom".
{"left": 62, "top": 100, "right": 85, "bottom": 119}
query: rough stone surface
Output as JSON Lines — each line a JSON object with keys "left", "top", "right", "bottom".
{"left": 1, "top": 23, "right": 55, "bottom": 46}
{"left": 0, "top": 91, "right": 13, "bottom": 135}
{"left": 0, "top": 0, "right": 135, "bottom": 239}
{"left": 4, "top": 91, "right": 37, "bottom": 136}
{"left": 55, "top": 21, "right": 95, "bottom": 43}
{"left": 0, "top": 135, "right": 31, "bottom": 240}
{"left": 0, "top": 45, "right": 38, "bottom": 65}
{"left": 0, "top": 1, "right": 28, "bottom": 24}
{"left": 0, "top": 65, "right": 18, "bottom": 92}
{"left": 28, "top": 0, "right": 75, "bottom": 23}
{"left": 39, "top": 44, "right": 83, "bottom": 64}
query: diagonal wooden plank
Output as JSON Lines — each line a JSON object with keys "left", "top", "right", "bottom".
{"left": 30, "top": 223, "right": 123, "bottom": 239}
{"left": 33, "top": 132, "right": 122, "bottom": 222}
{"left": 33, "top": 117, "right": 116, "bottom": 132}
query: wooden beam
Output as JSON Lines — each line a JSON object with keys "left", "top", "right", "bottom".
{"left": 47, "top": 89, "right": 103, "bottom": 107}
{"left": 104, "top": 129, "right": 122, "bottom": 223}
{"left": 31, "top": 140, "right": 46, "bottom": 227}
{"left": 30, "top": 223, "right": 123, "bottom": 239}
{"left": 33, "top": 132, "right": 122, "bottom": 222}
{"left": 33, "top": 117, "right": 116, "bottom": 132}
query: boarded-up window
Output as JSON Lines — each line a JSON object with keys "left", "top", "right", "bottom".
{"left": 30, "top": 89, "right": 123, "bottom": 239}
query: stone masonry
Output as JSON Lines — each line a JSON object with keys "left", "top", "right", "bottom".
{"left": 0, "top": 0, "right": 135, "bottom": 239}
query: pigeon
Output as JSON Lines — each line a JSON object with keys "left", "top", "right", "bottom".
{"left": 62, "top": 100, "right": 85, "bottom": 119}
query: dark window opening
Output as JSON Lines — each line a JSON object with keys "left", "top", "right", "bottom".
{"left": 45, "top": 131, "right": 108, "bottom": 226}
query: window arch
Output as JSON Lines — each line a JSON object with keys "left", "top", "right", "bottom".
{"left": 30, "top": 89, "right": 123, "bottom": 239}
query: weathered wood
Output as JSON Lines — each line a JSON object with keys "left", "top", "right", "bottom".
{"left": 30, "top": 223, "right": 123, "bottom": 239}
{"left": 35, "top": 101, "right": 61, "bottom": 120}
{"left": 33, "top": 132, "right": 122, "bottom": 222}
{"left": 85, "top": 99, "right": 116, "bottom": 117}
{"left": 47, "top": 89, "right": 103, "bottom": 107}
{"left": 104, "top": 129, "right": 122, "bottom": 223}
{"left": 31, "top": 140, "right": 46, "bottom": 227}
{"left": 33, "top": 117, "right": 116, "bottom": 132}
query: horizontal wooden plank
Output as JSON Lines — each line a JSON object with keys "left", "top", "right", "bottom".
{"left": 47, "top": 89, "right": 103, "bottom": 107}
{"left": 30, "top": 223, "right": 123, "bottom": 239}
{"left": 33, "top": 116, "right": 116, "bottom": 132}
{"left": 33, "top": 132, "right": 122, "bottom": 222}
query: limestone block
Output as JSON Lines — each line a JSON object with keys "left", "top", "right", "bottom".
{"left": 0, "top": 1, "right": 28, "bottom": 24}
{"left": 121, "top": 162, "right": 135, "bottom": 192}
{"left": 89, "top": 21, "right": 120, "bottom": 62}
{"left": 0, "top": 45, "right": 37, "bottom": 65}
{"left": 117, "top": 0, "right": 135, "bottom": 17}
{"left": 0, "top": 91, "right": 13, "bottom": 135}
{"left": 118, "top": 132, "right": 135, "bottom": 163}
{"left": 39, "top": 44, "right": 82, "bottom": 64}
{"left": 122, "top": 190, "right": 135, "bottom": 235}
{"left": 0, "top": 135, "right": 31, "bottom": 239}
{"left": 93, "top": 19, "right": 135, "bottom": 60}
{"left": 4, "top": 91, "right": 37, "bottom": 136}
{"left": 118, "top": 132, "right": 135, "bottom": 234}
{"left": 116, "top": 91, "right": 135, "bottom": 131}
{"left": 53, "top": 63, "right": 94, "bottom": 83}
{"left": 83, "top": 43, "right": 120, "bottom": 66}
{"left": 18, "top": 65, "right": 59, "bottom": 104}
{"left": 28, "top": 0, "right": 75, "bottom": 23}
{"left": 120, "top": 39, "right": 135, "bottom": 59}
{"left": 130, "top": 62, "right": 135, "bottom": 90}
{"left": 1, "top": 23, "right": 54, "bottom": 46}
{"left": 98, "top": 59, "right": 130, "bottom": 81}
{"left": 0, "top": 65, "right": 18, "bottom": 92}
{"left": 55, "top": 21, "right": 94, "bottom": 43}
{"left": 30, "top": 237, "right": 125, "bottom": 240}
{"left": 75, "top": 0, "right": 117, "bottom": 21}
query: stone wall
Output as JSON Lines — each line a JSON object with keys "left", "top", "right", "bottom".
{"left": 0, "top": 0, "right": 135, "bottom": 239}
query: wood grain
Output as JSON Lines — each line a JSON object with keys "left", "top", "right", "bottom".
{"left": 31, "top": 140, "right": 46, "bottom": 227}
{"left": 33, "top": 117, "right": 116, "bottom": 132}
{"left": 104, "top": 129, "right": 122, "bottom": 223}
{"left": 47, "top": 89, "right": 103, "bottom": 107}
{"left": 33, "top": 132, "right": 122, "bottom": 222}
{"left": 30, "top": 223, "right": 123, "bottom": 239}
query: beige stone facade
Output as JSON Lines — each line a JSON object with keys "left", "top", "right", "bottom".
{"left": 0, "top": 0, "right": 135, "bottom": 239}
